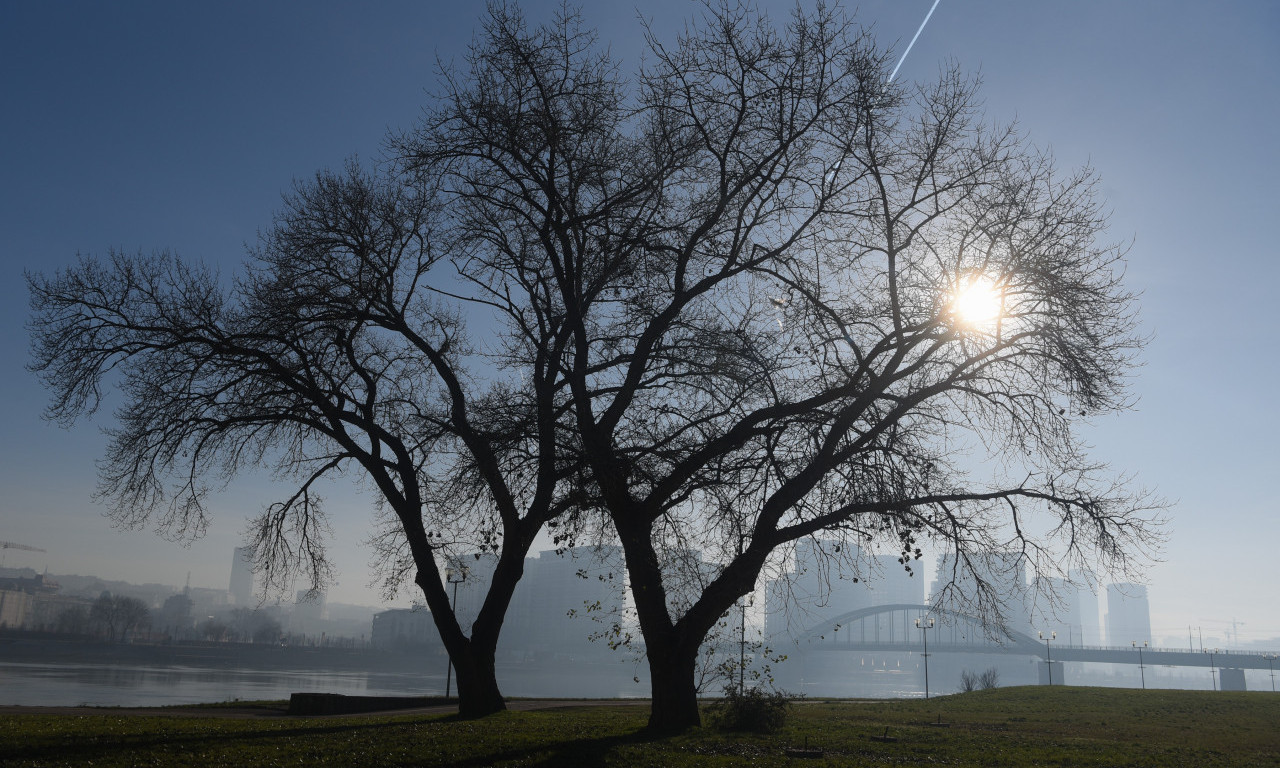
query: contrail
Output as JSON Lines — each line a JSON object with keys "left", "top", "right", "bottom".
{"left": 889, "top": 0, "right": 943, "bottom": 82}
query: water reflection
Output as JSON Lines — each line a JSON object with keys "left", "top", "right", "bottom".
{"left": 0, "top": 663, "right": 425, "bottom": 707}
{"left": 0, "top": 660, "right": 648, "bottom": 707}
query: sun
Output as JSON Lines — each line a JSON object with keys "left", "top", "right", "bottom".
{"left": 950, "top": 275, "right": 1003, "bottom": 330}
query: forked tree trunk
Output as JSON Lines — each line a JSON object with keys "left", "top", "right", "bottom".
{"left": 409, "top": 515, "right": 533, "bottom": 719}
{"left": 417, "top": 570, "right": 509, "bottom": 719}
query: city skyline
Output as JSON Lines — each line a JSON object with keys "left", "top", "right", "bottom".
{"left": 4, "top": 540, "right": 1239, "bottom": 655}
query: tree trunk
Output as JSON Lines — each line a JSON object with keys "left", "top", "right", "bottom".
{"left": 451, "top": 642, "right": 507, "bottom": 717}
{"left": 613, "top": 520, "right": 706, "bottom": 732}
{"left": 645, "top": 638, "right": 701, "bottom": 732}
{"left": 409, "top": 517, "right": 535, "bottom": 720}
{"left": 416, "top": 573, "right": 508, "bottom": 719}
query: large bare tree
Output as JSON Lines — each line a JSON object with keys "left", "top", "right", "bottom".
{"left": 26, "top": 158, "right": 590, "bottom": 716}
{"left": 395, "top": 3, "right": 1158, "bottom": 731}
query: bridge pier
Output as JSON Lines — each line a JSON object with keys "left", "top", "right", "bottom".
{"left": 1220, "top": 668, "right": 1246, "bottom": 691}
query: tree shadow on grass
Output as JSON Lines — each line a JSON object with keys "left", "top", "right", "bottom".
{"left": 3, "top": 715, "right": 431, "bottom": 765}
{"left": 6, "top": 710, "right": 673, "bottom": 767}
{"left": 445, "top": 726, "right": 656, "bottom": 768}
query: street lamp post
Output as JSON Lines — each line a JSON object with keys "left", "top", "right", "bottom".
{"left": 1132, "top": 641, "right": 1148, "bottom": 690}
{"left": 444, "top": 565, "right": 468, "bottom": 699}
{"left": 1206, "top": 648, "right": 1219, "bottom": 691}
{"left": 1265, "top": 654, "right": 1277, "bottom": 693}
{"left": 737, "top": 593, "right": 755, "bottom": 696}
{"left": 1039, "top": 631, "right": 1057, "bottom": 685}
{"left": 916, "top": 617, "right": 935, "bottom": 699}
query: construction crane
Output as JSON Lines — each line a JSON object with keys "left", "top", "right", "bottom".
{"left": 1, "top": 541, "right": 46, "bottom": 553}
{"left": 1, "top": 540, "right": 46, "bottom": 568}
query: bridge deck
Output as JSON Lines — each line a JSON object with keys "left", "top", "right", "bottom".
{"left": 790, "top": 604, "right": 1278, "bottom": 669}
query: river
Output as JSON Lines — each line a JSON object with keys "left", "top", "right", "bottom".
{"left": 0, "top": 659, "right": 656, "bottom": 707}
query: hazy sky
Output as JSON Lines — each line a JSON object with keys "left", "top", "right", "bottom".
{"left": 2, "top": 1, "right": 1277, "bottom": 648}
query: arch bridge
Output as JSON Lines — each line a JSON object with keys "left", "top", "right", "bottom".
{"left": 794, "top": 603, "right": 1041, "bottom": 656}
{"left": 790, "top": 604, "right": 1280, "bottom": 671}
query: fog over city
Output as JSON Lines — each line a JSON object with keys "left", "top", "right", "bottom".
{"left": 2, "top": 0, "right": 1278, "bottom": 704}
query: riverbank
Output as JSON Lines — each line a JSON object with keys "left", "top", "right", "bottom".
{"left": 3, "top": 687, "right": 1277, "bottom": 767}
{"left": 0, "top": 696, "right": 641, "bottom": 719}
{"left": 0, "top": 633, "right": 649, "bottom": 706}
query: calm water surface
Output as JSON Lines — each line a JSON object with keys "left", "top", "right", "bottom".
{"left": 0, "top": 661, "right": 649, "bottom": 706}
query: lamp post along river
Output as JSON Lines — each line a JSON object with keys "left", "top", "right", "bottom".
{"left": 916, "top": 617, "right": 935, "bottom": 699}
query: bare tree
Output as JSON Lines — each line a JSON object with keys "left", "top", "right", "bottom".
{"left": 53, "top": 605, "right": 91, "bottom": 636}
{"left": 89, "top": 593, "right": 149, "bottom": 642}
{"left": 28, "top": 167, "right": 581, "bottom": 714}
{"left": 979, "top": 667, "right": 1001, "bottom": 690}
{"left": 228, "top": 607, "right": 283, "bottom": 644}
{"left": 198, "top": 617, "right": 231, "bottom": 643}
{"left": 394, "top": 3, "right": 1159, "bottom": 731}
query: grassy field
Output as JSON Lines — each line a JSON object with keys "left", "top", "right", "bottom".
{"left": 2, "top": 687, "right": 1277, "bottom": 767}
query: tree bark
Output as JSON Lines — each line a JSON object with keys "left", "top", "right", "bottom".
{"left": 451, "top": 642, "right": 507, "bottom": 717}
{"left": 614, "top": 520, "right": 707, "bottom": 732}
{"left": 645, "top": 635, "right": 702, "bottom": 732}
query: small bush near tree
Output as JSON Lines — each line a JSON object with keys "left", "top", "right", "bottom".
{"left": 979, "top": 667, "right": 1001, "bottom": 689}
{"left": 960, "top": 667, "right": 1001, "bottom": 692}
{"left": 704, "top": 685, "right": 792, "bottom": 733}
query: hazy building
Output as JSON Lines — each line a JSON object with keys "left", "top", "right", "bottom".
{"left": 929, "top": 550, "right": 1033, "bottom": 637}
{"left": 1031, "top": 573, "right": 1101, "bottom": 647}
{"left": 1105, "top": 583, "right": 1151, "bottom": 647}
{"left": 157, "top": 591, "right": 194, "bottom": 637}
{"left": 504, "top": 546, "right": 625, "bottom": 658}
{"left": 185, "top": 586, "right": 229, "bottom": 619}
{"left": 292, "top": 588, "right": 328, "bottom": 636}
{"left": 1069, "top": 569, "right": 1102, "bottom": 646}
{"left": 371, "top": 608, "right": 438, "bottom": 649}
{"left": 229, "top": 546, "right": 254, "bottom": 606}
{"left": 0, "top": 589, "right": 32, "bottom": 628}
{"left": 448, "top": 553, "right": 498, "bottom": 635}
{"left": 31, "top": 592, "right": 92, "bottom": 633}
{"left": 0, "top": 573, "right": 62, "bottom": 630}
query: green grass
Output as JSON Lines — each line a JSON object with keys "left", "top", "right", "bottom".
{"left": 3, "top": 687, "right": 1278, "bottom": 767}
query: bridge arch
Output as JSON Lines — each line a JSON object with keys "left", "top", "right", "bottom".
{"left": 794, "top": 603, "right": 1042, "bottom": 652}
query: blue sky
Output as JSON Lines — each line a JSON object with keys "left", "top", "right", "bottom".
{"left": 2, "top": 1, "right": 1277, "bottom": 648}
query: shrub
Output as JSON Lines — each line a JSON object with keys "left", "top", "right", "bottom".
{"left": 960, "top": 669, "right": 978, "bottom": 692}
{"left": 979, "top": 667, "right": 1000, "bottom": 689}
{"left": 704, "top": 685, "right": 792, "bottom": 733}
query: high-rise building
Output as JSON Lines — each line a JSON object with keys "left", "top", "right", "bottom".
{"left": 1031, "top": 573, "right": 1100, "bottom": 647}
{"left": 229, "top": 546, "right": 254, "bottom": 606}
{"left": 448, "top": 552, "right": 498, "bottom": 635}
{"left": 504, "top": 546, "right": 625, "bottom": 657}
{"left": 1069, "top": 569, "right": 1101, "bottom": 646}
{"left": 1105, "top": 583, "right": 1151, "bottom": 647}
{"left": 929, "top": 550, "right": 1033, "bottom": 636}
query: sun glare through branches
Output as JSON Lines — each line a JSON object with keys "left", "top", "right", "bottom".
{"left": 950, "top": 275, "right": 1004, "bottom": 331}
